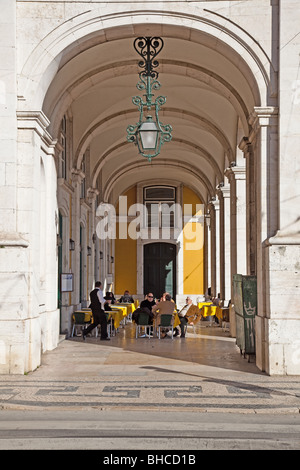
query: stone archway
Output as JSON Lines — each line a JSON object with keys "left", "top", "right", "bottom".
{"left": 4, "top": 3, "right": 299, "bottom": 376}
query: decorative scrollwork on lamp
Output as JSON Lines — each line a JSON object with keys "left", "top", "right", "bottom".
{"left": 127, "top": 37, "right": 172, "bottom": 162}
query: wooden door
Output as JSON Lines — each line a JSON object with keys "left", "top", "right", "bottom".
{"left": 143, "top": 243, "right": 176, "bottom": 299}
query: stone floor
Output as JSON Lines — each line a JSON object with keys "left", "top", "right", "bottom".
{"left": 1, "top": 320, "right": 300, "bottom": 414}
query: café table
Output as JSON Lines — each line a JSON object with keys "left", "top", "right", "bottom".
{"left": 116, "top": 302, "right": 136, "bottom": 320}
{"left": 110, "top": 305, "right": 130, "bottom": 329}
{"left": 200, "top": 305, "right": 223, "bottom": 325}
{"left": 197, "top": 301, "right": 213, "bottom": 310}
{"left": 202, "top": 305, "right": 218, "bottom": 317}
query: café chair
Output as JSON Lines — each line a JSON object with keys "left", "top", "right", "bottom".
{"left": 105, "top": 311, "right": 114, "bottom": 338}
{"left": 71, "top": 312, "right": 91, "bottom": 337}
{"left": 184, "top": 321, "right": 196, "bottom": 335}
{"left": 135, "top": 312, "right": 152, "bottom": 339}
{"left": 158, "top": 314, "right": 174, "bottom": 339}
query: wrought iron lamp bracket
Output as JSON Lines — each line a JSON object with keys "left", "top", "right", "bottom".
{"left": 127, "top": 36, "right": 172, "bottom": 162}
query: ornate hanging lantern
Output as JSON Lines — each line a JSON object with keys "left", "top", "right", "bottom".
{"left": 127, "top": 37, "right": 172, "bottom": 162}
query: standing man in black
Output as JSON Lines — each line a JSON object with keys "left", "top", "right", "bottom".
{"left": 83, "top": 281, "right": 110, "bottom": 341}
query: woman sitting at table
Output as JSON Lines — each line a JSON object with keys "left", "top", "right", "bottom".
{"left": 104, "top": 296, "right": 112, "bottom": 311}
{"left": 105, "top": 291, "right": 116, "bottom": 304}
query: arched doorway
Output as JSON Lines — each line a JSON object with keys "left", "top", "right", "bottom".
{"left": 144, "top": 243, "right": 176, "bottom": 299}
{"left": 9, "top": 5, "right": 299, "bottom": 377}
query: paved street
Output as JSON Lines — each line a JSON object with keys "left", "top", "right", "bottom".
{"left": 1, "top": 409, "right": 300, "bottom": 451}
{"left": 1, "top": 324, "right": 300, "bottom": 451}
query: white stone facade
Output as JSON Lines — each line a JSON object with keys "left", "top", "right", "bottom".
{"left": 0, "top": 0, "right": 299, "bottom": 375}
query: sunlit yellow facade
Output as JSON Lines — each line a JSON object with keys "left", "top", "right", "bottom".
{"left": 114, "top": 185, "right": 204, "bottom": 299}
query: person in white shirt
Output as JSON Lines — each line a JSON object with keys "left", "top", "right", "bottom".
{"left": 83, "top": 281, "right": 109, "bottom": 341}
{"left": 176, "top": 297, "right": 201, "bottom": 337}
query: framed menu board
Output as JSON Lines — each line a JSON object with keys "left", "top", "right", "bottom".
{"left": 61, "top": 273, "right": 74, "bottom": 292}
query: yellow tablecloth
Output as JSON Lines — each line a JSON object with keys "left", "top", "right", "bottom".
{"left": 173, "top": 313, "right": 180, "bottom": 328}
{"left": 197, "top": 302, "right": 213, "bottom": 309}
{"left": 201, "top": 305, "right": 223, "bottom": 320}
{"left": 110, "top": 306, "right": 128, "bottom": 328}
{"left": 116, "top": 303, "right": 136, "bottom": 316}
{"left": 215, "top": 306, "right": 223, "bottom": 320}
{"left": 202, "top": 305, "right": 217, "bottom": 317}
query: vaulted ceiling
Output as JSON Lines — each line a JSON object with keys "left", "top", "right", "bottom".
{"left": 42, "top": 24, "right": 259, "bottom": 205}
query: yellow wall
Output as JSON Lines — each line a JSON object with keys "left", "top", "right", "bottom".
{"left": 114, "top": 185, "right": 204, "bottom": 296}
{"left": 182, "top": 187, "right": 204, "bottom": 294}
{"left": 115, "top": 186, "right": 137, "bottom": 295}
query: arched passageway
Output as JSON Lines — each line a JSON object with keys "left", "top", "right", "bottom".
{"left": 2, "top": 3, "right": 300, "bottom": 376}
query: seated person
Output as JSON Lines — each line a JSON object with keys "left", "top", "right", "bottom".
{"left": 152, "top": 293, "right": 176, "bottom": 329}
{"left": 132, "top": 306, "right": 153, "bottom": 324}
{"left": 105, "top": 291, "right": 116, "bottom": 304}
{"left": 176, "top": 296, "right": 201, "bottom": 337}
{"left": 159, "top": 292, "right": 175, "bottom": 303}
{"left": 137, "top": 293, "right": 156, "bottom": 330}
{"left": 212, "top": 294, "right": 221, "bottom": 306}
{"left": 104, "top": 296, "right": 112, "bottom": 311}
{"left": 140, "top": 292, "right": 156, "bottom": 311}
{"left": 119, "top": 290, "right": 134, "bottom": 303}
{"left": 103, "top": 297, "right": 115, "bottom": 331}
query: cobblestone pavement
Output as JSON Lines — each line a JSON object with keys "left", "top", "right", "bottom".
{"left": 1, "top": 324, "right": 300, "bottom": 414}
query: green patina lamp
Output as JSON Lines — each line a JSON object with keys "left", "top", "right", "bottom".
{"left": 127, "top": 37, "right": 172, "bottom": 162}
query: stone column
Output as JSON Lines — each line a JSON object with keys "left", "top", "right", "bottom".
{"left": 256, "top": 1, "right": 300, "bottom": 375}
{"left": 204, "top": 212, "right": 211, "bottom": 297}
{"left": 0, "top": 109, "right": 59, "bottom": 374}
{"left": 239, "top": 138, "right": 256, "bottom": 275}
{"left": 224, "top": 165, "right": 246, "bottom": 337}
{"left": 40, "top": 130, "right": 59, "bottom": 352}
{"left": 214, "top": 199, "right": 220, "bottom": 297}
{"left": 217, "top": 183, "right": 231, "bottom": 302}
{"left": 71, "top": 168, "right": 85, "bottom": 309}
{"left": 225, "top": 165, "right": 247, "bottom": 289}
{"left": 0, "top": 0, "right": 17, "bottom": 235}
{"left": 208, "top": 198, "right": 220, "bottom": 297}
{"left": 247, "top": 107, "right": 279, "bottom": 373}
{"left": 87, "top": 187, "right": 100, "bottom": 286}
{"left": 0, "top": 2, "right": 26, "bottom": 373}
{"left": 207, "top": 201, "right": 216, "bottom": 297}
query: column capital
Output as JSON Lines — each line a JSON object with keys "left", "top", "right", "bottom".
{"left": 216, "top": 183, "right": 230, "bottom": 199}
{"left": 238, "top": 136, "right": 253, "bottom": 153}
{"left": 248, "top": 106, "right": 278, "bottom": 141}
{"left": 87, "top": 187, "right": 99, "bottom": 203}
{"left": 208, "top": 198, "right": 219, "bottom": 211}
{"left": 17, "top": 110, "right": 56, "bottom": 155}
{"left": 224, "top": 165, "right": 246, "bottom": 182}
{"left": 249, "top": 106, "right": 278, "bottom": 126}
{"left": 71, "top": 167, "right": 85, "bottom": 184}
{"left": 17, "top": 110, "right": 51, "bottom": 137}
{"left": 268, "top": 224, "right": 300, "bottom": 246}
